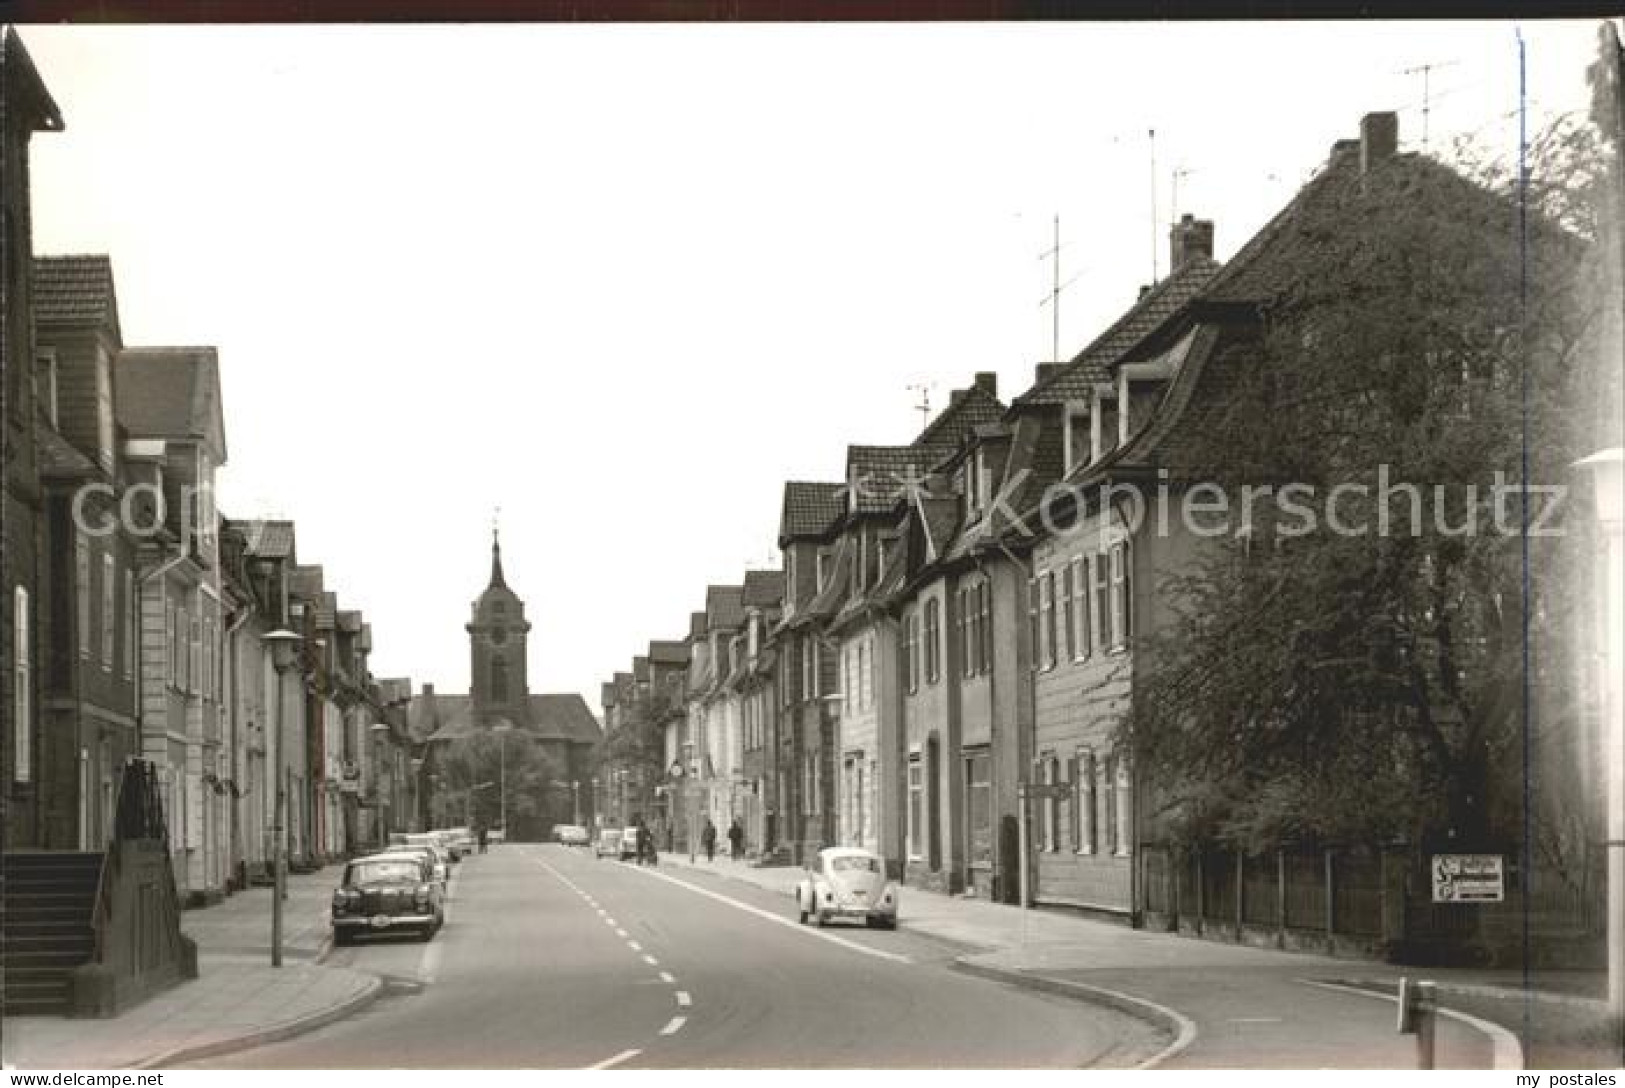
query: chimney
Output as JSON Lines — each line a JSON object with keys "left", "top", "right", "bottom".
{"left": 973, "top": 371, "right": 998, "bottom": 398}
{"left": 422, "top": 682, "right": 435, "bottom": 698}
{"left": 1034, "top": 362, "right": 1063, "bottom": 385}
{"left": 1169, "top": 214, "right": 1214, "bottom": 272}
{"left": 1330, "top": 137, "right": 1360, "bottom": 165}
{"left": 1137, "top": 285, "right": 1152, "bottom": 300}
{"left": 1360, "top": 111, "right": 1398, "bottom": 173}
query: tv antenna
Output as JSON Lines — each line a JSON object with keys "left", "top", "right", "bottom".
{"left": 1170, "top": 165, "right": 1196, "bottom": 223}
{"left": 1036, "top": 215, "right": 1086, "bottom": 362}
{"left": 906, "top": 383, "right": 934, "bottom": 426}
{"left": 1148, "top": 128, "right": 1160, "bottom": 285}
{"left": 1399, "top": 59, "right": 1458, "bottom": 152}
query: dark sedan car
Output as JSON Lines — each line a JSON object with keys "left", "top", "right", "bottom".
{"left": 331, "top": 852, "right": 444, "bottom": 944}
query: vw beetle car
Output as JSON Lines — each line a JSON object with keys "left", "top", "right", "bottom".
{"left": 331, "top": 851, "right": 444, "bottom": 944}
{"left": 795, "top": 846, "right": 898, "bottom": 929}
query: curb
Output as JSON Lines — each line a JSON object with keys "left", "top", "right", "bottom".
{"left": 132, "top": 971, "right": 383, "bottom": 1070}
{"left": 1298, "top": 978, "right": 1525, "bottom": 1070}
{"left": 951, "top": 957, "right": 1198, "bottom": 1069}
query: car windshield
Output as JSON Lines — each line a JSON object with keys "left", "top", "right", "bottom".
{"left": 350, "top": 860, "right": 421, "bottom": 884}
{"left": 830, "top": 856, "right": 880, "bottom": 874}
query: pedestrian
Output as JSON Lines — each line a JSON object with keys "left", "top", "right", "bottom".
{"left": 638, "top": 821, "right": 658, "bottom": 866}
{"left": 477, "top": 824, "right": 489, "bottom": 854}
{"left": 701, "top": 817, "right": 717, "bottom": 863}
{"left": 728, "top": 817, "right": 744, "bottom": 862}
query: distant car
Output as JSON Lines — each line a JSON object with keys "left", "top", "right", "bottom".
{"left": 385, "top": 843, "right": 449, "bottom": 893}
{"left": 430, "top": 829, "right": 465, "bottom": 862}
{"left": 332, "top": 851, "right": 444, "bottom": 944}
{"left": 595, "top": 828, "right": 623, "bottom": 859}
{"left": 619, "top": 827, "right": 641, "bottom": 861}
{"left": 487, "top": 827, "right": 506, "bottom": 845}
{"left": 555, "top": 824, "right": 590, "bottom": 846}
{"left": 795, "top": 846, "right": 898, "bottom": 929}
{"left": 446, "top": 826, "right": 478, "bottom": 855}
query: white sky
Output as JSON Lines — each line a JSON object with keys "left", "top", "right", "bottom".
{"left": 19, "top": 20, "right": 1606, "bottom": 712}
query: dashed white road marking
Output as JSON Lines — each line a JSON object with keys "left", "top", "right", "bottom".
{"left": 616, "top": 929, "right": 629, "bottom": 939}
{"left": 659, "top": 971, "right": 675, "bottom": 984}
{"left": 584, "top": 1048, "right": 641, "bottom": 1070}
{"left": 675, "top": 991, "right": 692, "bottom": 1008}
{"left": 627, "top": 940, "right": 642, "bottom": 951}
{"left": 622, "top": 864, "right": 912, "bottom": 965}
{"left": 659, "top": 1016, "right": 687, "bottom": 1036}
{"left": 642, "top": 954, "right": 659, "bottom": 967}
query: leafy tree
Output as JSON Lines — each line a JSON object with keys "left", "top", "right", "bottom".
{"left": 436, "top": 729, "right": 564, "bottom": 829}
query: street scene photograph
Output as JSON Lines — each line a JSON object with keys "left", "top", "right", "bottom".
{"left": 1, "top": 15, "right": 1623, "bottom": 1077}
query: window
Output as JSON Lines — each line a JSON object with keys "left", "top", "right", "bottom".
{"left": 1103, "top": 752, "right": 1119, "bottom": 853}
{"left": 1076, "top": 749, "right": 1096, "bottom": 854}
{"left": 858, "top": 639, "right": 871, "bottom": 711}
{"left": 36, "top": 348, "right": 58, "bottom": 427}
{"left": 95, "top": 351, "right": 114, "bottom": 470}
{"left": 978, "top": 581, "right": 992, "bottom": 675}
{"left": 1093, "top": 554, "right": 1112, "bottom": 651}
{"left": 924, "top": 598, "right": 940, "bottom": 684}
{"left": 491, "top": 655, "right": 509, "bottom": 702}
{"left": 1038, "top": 571, "right": 1056, "bottom": 670}
{"left": 1061, "top": 562, "right": 1076, "bottom": 662}
{"left": 907, "top": 756, "right": 924, "bottom": 858}
{"left": 124, "top": 573, "right": 136, "bottom": 680}
{"left": 904, "top": 610, "right": 918, "bottom": 694}
{"left": 77, "top": 538, "right": 92, "bottom": 660}
{"left": 189, "top": 613, "right": 201, "bottom": 695}
{"left": 13, "top": 587, "right": 30, "bottom": 782}
{"left": 1109, "top": 542, "right": 1131, "bottom": 649}
{"left": 1113, "top": 754, "right": 1133, "bottom": 856}
{"left": 842, "top": 645, "right": 853, "bottom": 716}
{"left": 1041, "top": 755, "right": 1059, "bottom": 851}
{"left": 1072, "top": 557, "right": 1091, "bottom": 659}
{"left": 100, "top": 554, "right": 116, "bottom": 668}
{"left": 957, "top": 587, "right": 970, "bottom": 677}
{"left": 1028, "top": 577, "right": 1040, "bottom": 670}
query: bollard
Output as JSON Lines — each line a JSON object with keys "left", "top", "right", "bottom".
{"left": 1397, "top": 976, "right": 1438, "bottom": 1069}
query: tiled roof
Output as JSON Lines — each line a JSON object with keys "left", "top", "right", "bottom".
{"left": 413, "top": 693, "right": 602, "bottom": 745}
{"left": 290, "top": 565, "right": 324, "bottom": 602}
{"left": 37, "top": 426, "right": 98, "bottom": 478}
{"left": 779, "top": 481, "right": 845, "bottom": 542}
{"left": 602, "top": 682, "right": 618, "bottom": 708}
{"left": 316, "top": 592, "right": 338, "bottom": 629}
{"left": 117, "top": 348, "right": 226, "bottom": 458}
{"left": 844, "top": 446, "right": 938, "bottom": 514}
{"left": 528, "top": 694, "right": 603, "bottom": 744}
{"left": 337, "top": 610, "right": 363, "bottom": 633}
{"left": 741, "top": 569, "right": 785, "bottom": 609}
{"left": 33, "top": 255, "right": 120, "bottom": 337}
{"left": 633, "top": 656, "right": 650, "bottom": 682}
{"left": 688, "top": 611, "right": 708, "bottom": 639}
{"left": 236, "top": 520, "right": 296, "bottom": 560}
{"left": 649, "top": 640, "right": 689, "bottom": 666}
{"left": 705, "top": 585, "right": 745, "bottom": 630}
{"left": 914, "top": 383, "right": 1004, "bottom": 452}
{"left": 1016, "top": 256, "right": 1221, "bottom": 408}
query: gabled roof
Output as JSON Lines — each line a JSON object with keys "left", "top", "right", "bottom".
{"left": 705, "top": 585, "right": 745, "bottom": 631}
{"left": 1016, "top": 255, "right": 1220, "bottom": 408}
{"left": 117, "top": 347, "right": 227, "bottom": 462}
{"left": 2, "top": 29, "right": 63, "bottom": 134}
{"left": 913, "top": 381, "right": 1005, "bottom": 452}
{"left": 414, "top": 693, "right": 602, "bottom": 746}
{"left": 843, "top": 445, "right": 937, "bottom": 514}
{"left": 34, "top": 255, "right": 122, "bottom": 342}
{"left": 779, "top": 481, "right": 845, "bottom": 543}
{"left": 290, "top": 565, "right": 324, "bottom": 602}
{"left": 741, "top": 568, "right": 785, "bottom": 609}
{"left": 649, "top": 640, "right": 689, "bottom": 666}
{"left": 236, "top": 519, "right": 296, "bottom": 561}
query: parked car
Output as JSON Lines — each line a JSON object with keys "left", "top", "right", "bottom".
{"left": 430, "top": 829, "right": 464, "bottom": 862}
{"left": 555, "top": 824, "right": 590, "bottom": 846}
{"left": 795, "top": 846, "right": 898, "bottom": 929}
{"left": 385, "top": 843, "right": 449, "bottom": 893}
{"left": 619, "top": 826, "right": 641, "bottom": 861}
{"left": 487, "top": 827, "right": 506, "bottom": 845}
{"left": 594, "top": 828, "right": 623, "bottom": 859}
{"left": 446, "top": 827, "right": 478, "bottom": 855}
{"left": 332, "top": 851, "right": 444, "bottom": 944}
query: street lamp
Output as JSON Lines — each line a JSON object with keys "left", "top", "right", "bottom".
{"left": 491, "top": 722, "right": 513, "bottom": 838}
{"left": 1576, "top": 447, "right": 1624, "bottom": 1035}
{"left": 262, "top": 628, "right": 302, "bottom": 969}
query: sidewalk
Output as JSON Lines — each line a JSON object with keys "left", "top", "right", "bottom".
{"left": 655, "top": 852, "right": 1540, "bottom": 1069}
{"left": 2, "top": 863, "right": 381, "bottom": 1070}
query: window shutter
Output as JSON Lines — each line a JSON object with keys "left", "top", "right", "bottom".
{"left": 14, "top": 587, "right": 31, "bottom": 782}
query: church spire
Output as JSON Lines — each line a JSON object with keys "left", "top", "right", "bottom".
{"left": 489, "top": 509, "right": 507, "bottom": 588}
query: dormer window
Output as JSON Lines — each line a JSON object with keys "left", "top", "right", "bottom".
{"left": 1063, "top": 403, "right": 1091, "bottom": 474}
{"left": 95, "top": 348, "right": 113, "bottom": 471}
{"left": 815, "top": 549, "right": 828, "bottom": 593}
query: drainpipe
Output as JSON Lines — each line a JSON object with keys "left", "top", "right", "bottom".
{"left": 224, "top": 598, "right": 255, "bottom": 889}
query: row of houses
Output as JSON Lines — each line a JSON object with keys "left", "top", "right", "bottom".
{"left": 2, "top": 28, "right": 426, "bottom": 1014}
{"left": 599, "top": 105, "right": 1616, "bottom": 965}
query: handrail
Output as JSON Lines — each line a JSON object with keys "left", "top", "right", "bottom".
{"left": 89, "top": 760, "right": 185, "bottom": 966}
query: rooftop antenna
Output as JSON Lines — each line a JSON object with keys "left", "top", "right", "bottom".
{"left": 1037, "top": 215, "right": 1087, "bottom": 362}
{"left": 906, "top": 383, "right": 933, "bottom": 426}
{"left": 1171, "top": 165, "right": 1196, "bottom": 223}
{"left": 1399, "top": 59, "right": 1458, "bottom": 153}
{"left": 1148, "top": 128, "right": 1160, "bottom": 285}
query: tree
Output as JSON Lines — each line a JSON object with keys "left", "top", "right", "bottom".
{"left": 1123, "top": 115, "right": 1609, "bottom": 865}
{"left": 435, "top": 729, "right": 564, "bottom": 830}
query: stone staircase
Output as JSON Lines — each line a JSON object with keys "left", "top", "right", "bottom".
{"left": 2, "top": 852, "right": 103, "bottom": 1015}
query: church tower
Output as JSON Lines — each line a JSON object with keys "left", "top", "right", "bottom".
{"left": 467, "top": 528, "right": 531, "bottom": 722}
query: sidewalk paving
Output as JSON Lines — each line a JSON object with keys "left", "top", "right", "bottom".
{"left": 654, "top": 851, "right": 1564, "bottom": 1069}
{"left": 2, "top": 863, "right": 382, "bottom": 1071}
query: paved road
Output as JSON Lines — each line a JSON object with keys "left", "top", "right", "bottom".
{"left": 185, "top": 843, "right": 1158, "bottom": 1069}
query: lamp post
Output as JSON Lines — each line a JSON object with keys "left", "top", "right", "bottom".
{"left": 1576, "top": 447, "right": 1624, "bottom": 1035}
{"left": 682, "top": 743, "right": 697, "bottom": 864}
{"left": 571, "top": 780, "right": 581, "bottom": 826}
{"left": 491, "top": 722, "right": 512, "bottom": 837}
{"left": 262, "top": 628, "right": 302, "bottom": 969}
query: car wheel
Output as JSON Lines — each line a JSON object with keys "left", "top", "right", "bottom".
{"left": 815, "top": 911, "right": 829, "bottom": 928}
{"left": 420, "top": 924, "right": 436, "bottom": 942}
{"left": 333, "top": 929, "right": 352, "bottom": 947}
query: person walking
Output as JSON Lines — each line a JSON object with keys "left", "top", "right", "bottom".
{"left": 701, "top": 817, "right": 717, "bottom": 863}
{"left": 636, "top": 818, "right": 657, "bottom": 866}
{"left": 727, "top": 817, "right": 744, "bottom": 862}
{"left": 477, "top": 824, "right": 489, "bottom": 854}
